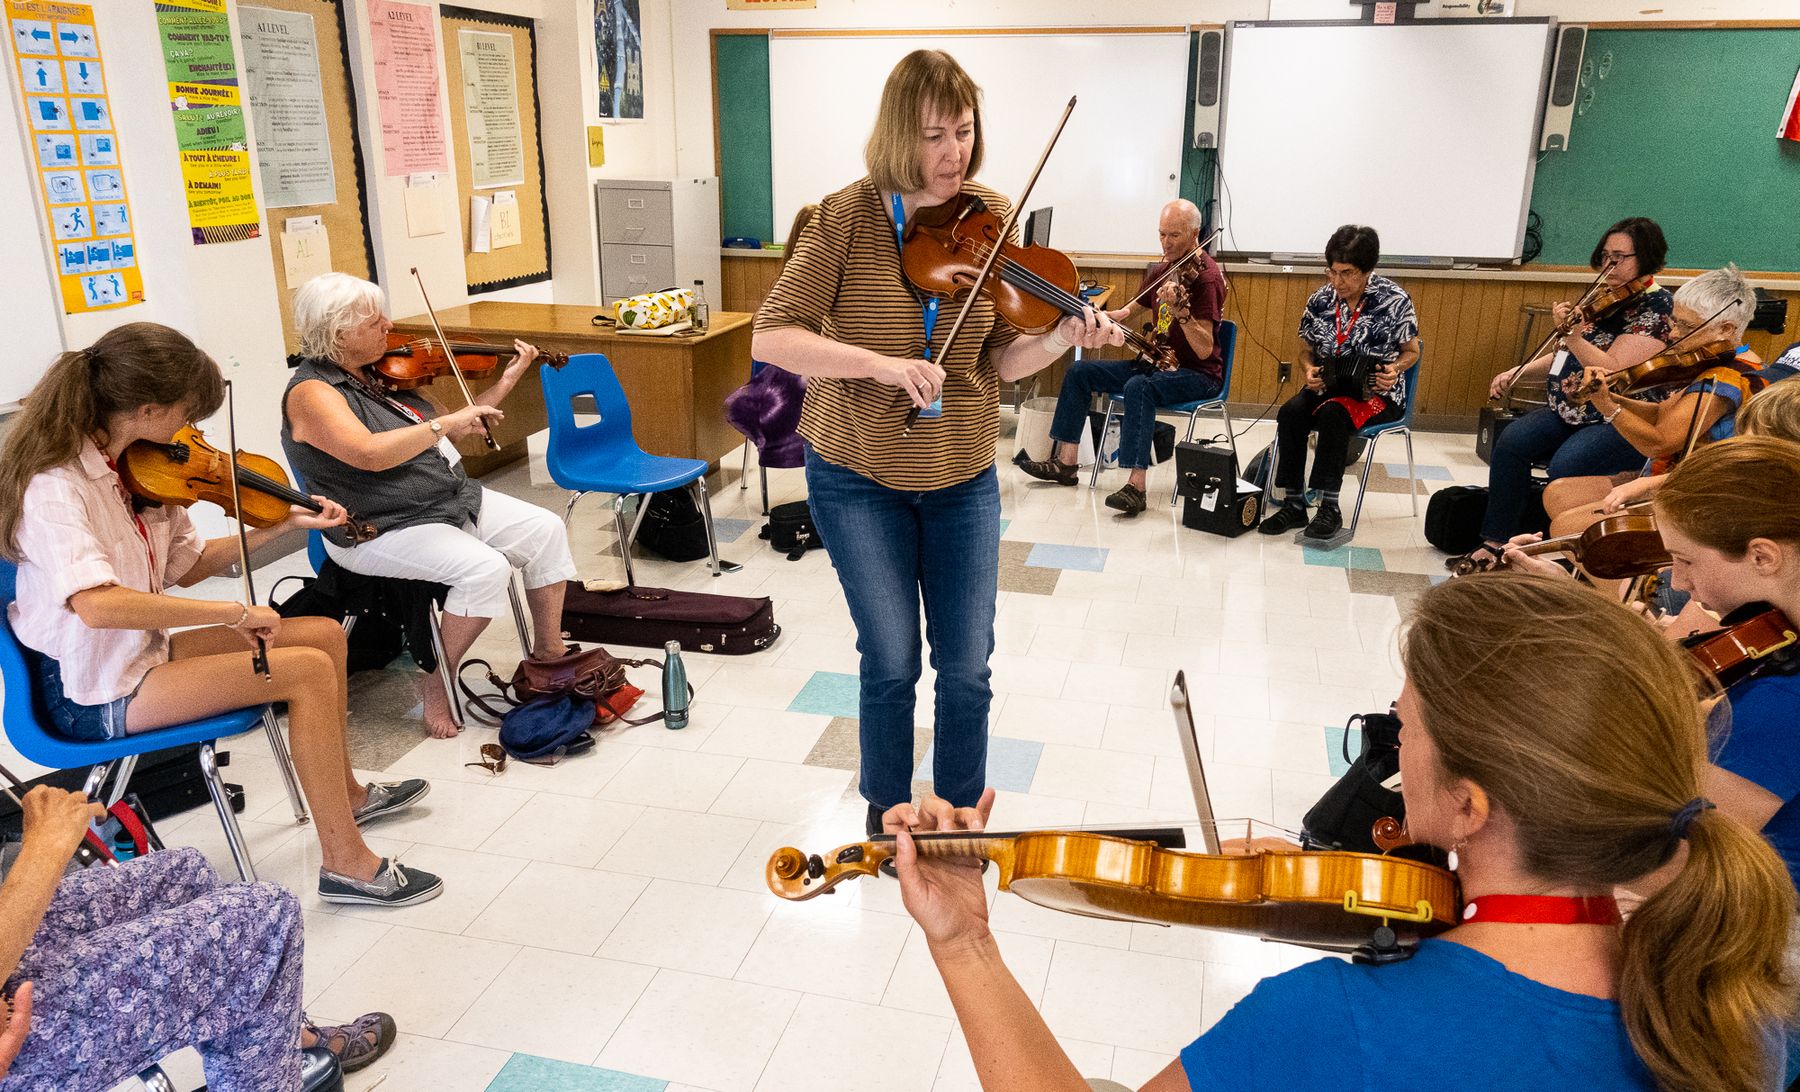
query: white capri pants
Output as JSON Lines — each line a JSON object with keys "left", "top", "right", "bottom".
{"left": 322, "top": 487, "right": 577, "bottom": 619}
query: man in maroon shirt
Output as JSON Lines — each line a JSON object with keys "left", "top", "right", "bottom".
{"left": 1017, "top": 199, "right": 1228, "bottom": 515}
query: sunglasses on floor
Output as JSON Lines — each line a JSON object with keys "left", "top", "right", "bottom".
{"left": 464, "top": 743, "right": 507, "bottom": 776}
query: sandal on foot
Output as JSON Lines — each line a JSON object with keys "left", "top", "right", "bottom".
{"left": 304, "top": 1011, "right": 397, "bottom": 1073}
{"left": 1015, "top": 455, "right": 1079, "bottom": 486}
{"left": 1104, "top": 483, "right": 1147, "bottom": 516}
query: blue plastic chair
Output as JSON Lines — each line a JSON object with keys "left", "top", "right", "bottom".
{"left": 1089, "top": 320, "right": 1240, "bottom": 505}
{"left": 541, "top": 353, "right": 739, "bottom": 584}
{"left": 0, "top": 561, "right": 291, "bottom": 881}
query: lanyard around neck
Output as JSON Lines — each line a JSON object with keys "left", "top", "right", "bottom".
{"left": 890, "top": 192, "right": 941, "bottom": 362}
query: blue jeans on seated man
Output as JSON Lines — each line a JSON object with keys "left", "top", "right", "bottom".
{"left": 1478, "top": 406, "right": 1646, "bottom": 545}
{"left": 1048, "top": 360, "right": 1221, "bottom": 469}
{"left": 804, "top": 449, "right": 1000, "bottom": 811}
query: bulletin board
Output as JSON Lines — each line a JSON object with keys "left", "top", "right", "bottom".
{"left": 439, "top": 6, "right": 549, "bottom": 294}
{"left": 245, "top": 0, "right": 376, "bottom": 353}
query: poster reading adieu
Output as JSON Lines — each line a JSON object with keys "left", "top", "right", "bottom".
{"left": 156, "top": 0, "right": 261, "bottom": 242}
{"left": 6, "top": 0, "right": 144, "bottom": 312}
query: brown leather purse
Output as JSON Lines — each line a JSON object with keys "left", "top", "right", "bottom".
{"left": 459, "top": 644, "right": 657, "bottom": 726}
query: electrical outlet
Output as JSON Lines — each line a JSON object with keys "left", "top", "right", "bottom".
{"left": 1277, "top": 360, "right": 1292, "bottom": 383}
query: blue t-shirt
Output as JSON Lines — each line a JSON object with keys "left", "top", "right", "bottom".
{"left": 1713, "top": 671, "right": 1800, "bottom": 893}
{"left": 1180, "top": 939, "right": 1654, "bottom": 1089}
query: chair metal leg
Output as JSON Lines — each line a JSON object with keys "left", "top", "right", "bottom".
{"left": 262, "top": 707, "right": 309, "bottom": 824}
{"left": 1088, "top": 402, "right": 1120, "bottom": 490}
{"left": 81, "top": 763, "right": 110, "bottom": 802}
{"left": 760, "top": 464, "right": 770, "bottom": 516}
{"left": 561, "top": 489, "right": 590, "bottom": 526}
{"left": 199, "top": 742, "right": 257, "bottom": 882}
{"left": 610, "top": 494, "right": 637, "bottom": 587}
{"left": 1403, "top": 429, "right": 1418, "bottom": 517}
{"left": 507, "top": 576, "right": 531, "bottom": 655}
{"left": 1344, "top": 432, "right": 1383, "bottom": 539}
{"left": 428, "top": 608, "right": 464, "bottom": 729}
{"left": 104, "top": 754, "right": 139, "bottom": 808}
{"left": 692, "top": 476, "right": 743, "bottom": 576}
{"left": 137, "top": 1064, "right": 177, "bottom": 1092}
{"left": 740, "top": 441, "right": 751, "bottom": 490}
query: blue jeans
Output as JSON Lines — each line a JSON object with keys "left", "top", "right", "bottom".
{"left": 804, "top": 449, "right": 1000, "bottom": 810}
{"left": 24, "top": 648, "right": 133, "bottom": 740}
{"left": 1479, "top": 406, "right": 1646, "bottom": 543}
{"left": 1048, "top": 360, "right": 1220, "bottom": 470}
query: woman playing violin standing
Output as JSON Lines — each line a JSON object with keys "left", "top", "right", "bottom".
{"left": 751, "top": 50, "right": 1123, "bottom": 836}
{"left": 1456, "top": 218, "right": 1674, "bottom": 572}
{"left": 282, "top": 273, "right": 577, "bottom": 739}
{"left": 0, "top": 323, "right": 441, "bottom": 907}
{"left": 888, "top": 575, "right": 1792, "bottom": 1090}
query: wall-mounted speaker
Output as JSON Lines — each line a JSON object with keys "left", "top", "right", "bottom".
{"left": 1539, "top": 24, "right": 1586, "bottom": 152}
{"left": 1193, "top": 29, "right": 1224, "bottom": 149}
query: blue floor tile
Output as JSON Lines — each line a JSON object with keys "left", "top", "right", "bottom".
{"left": 998, "top": 519, "right": 1010, "bottom": 537}
{"left": 1325, "top": 724, "right": 1363, "bottom": 778}
{"left": 1025, "top": 543, "right": 1108, "bottom": 571}
{"left": 1384, "top": 463, "right": 1453, "bottom": 481}
{"left": 914, "top": 735, "right": 1043, "bottom": 793}
{"left": 486, "top": 1055, "right": 666, "bottom": 1092}
{"left": 707, "top": 517, "right": 756, "bottom": 543}
{"left": 1302, "top": 546, "right": 1387, "bottom": 571}
{"left": 1427, "top": 573, "right": 1450, "bottom": 586}
{"left": 788, "top": 671, "right": 861, "bottom": 718}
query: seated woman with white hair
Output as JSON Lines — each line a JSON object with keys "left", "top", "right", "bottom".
{"left": 281, "top": 272, "right": 576, "bottom": 738}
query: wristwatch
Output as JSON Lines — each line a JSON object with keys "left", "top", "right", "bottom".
{"left": 428, "top": 419, "right": 443, "bottom": 436}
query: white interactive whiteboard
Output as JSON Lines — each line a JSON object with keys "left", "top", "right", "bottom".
{"left": 768, "top": 29, "right": 1191, "bottom": 256}
{"left": 1216, "top": 20, "right": 1556, "bottom": 263}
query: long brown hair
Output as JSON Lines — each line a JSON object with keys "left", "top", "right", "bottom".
{"left": 0, "top": 323, "right": 224, "bottom": 560}
{"left": 1403, "top": 575, "right": 1792, "bottom": 1092}
{"left": 1657, "top": 435, "right": 1800, "bottom": 555}
{"left": 864, "top": 50, "right": 983, "bottom": 194}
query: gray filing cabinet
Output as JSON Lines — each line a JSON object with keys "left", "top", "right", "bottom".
{"left": 593, "top": 177, "right": 722, "bottom": 309}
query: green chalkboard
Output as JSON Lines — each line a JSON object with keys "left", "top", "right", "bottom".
{"left": 1528, "top": 28, "right": 1800, "bottom": 271}
{"left": 715, "top": 33, "right": 773, "bottom": 242}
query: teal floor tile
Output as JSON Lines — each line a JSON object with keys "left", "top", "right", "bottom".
{"left": 914, "top": 735, "right": 1043, "bottom": 793}
{"left": 788, "top": 670, "right": 861, "bottom": 718}
{"left": 1385, "top": 462, "right": 1453, "bottom": 481}
{"left": 486, "top": 1054, "right": 666, "bottom": 1091}
{"left": 1302, "top": 546, "right": 1386, "bottom": 571}
{"left": 1325, "top": 724, "right": 1363, "bottom": 778}
{"left": 1025, "top": 543, "right": 1108, "bottom": 571}
{"left": 998, "top": 518, "right": 1010, "bottom": 536}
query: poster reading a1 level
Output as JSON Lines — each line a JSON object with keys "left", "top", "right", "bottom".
{"left": 6, "top": 0, "right": 144, "bottom": 313}
{"left": 156, "top": 0, "right": 261, "bottom": 243}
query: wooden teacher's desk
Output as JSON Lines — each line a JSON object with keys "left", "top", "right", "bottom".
{"left": 390, "top": 303, "right": 753, "bottom": 478}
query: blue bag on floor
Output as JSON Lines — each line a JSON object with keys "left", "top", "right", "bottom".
{"left": 498, "top": 696, "right": 596, "bottom": 762}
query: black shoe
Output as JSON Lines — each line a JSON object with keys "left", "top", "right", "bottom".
{"left": 1015, "top": 455, "right": 1078, "bottom": 486}
{"left": 1104, "top": 483, "right": 1147, "bottom": 516}
{"left": 300, "top": 1045, "right": 344, "bottom": 1092}
{"left": 1303, "top": 502, "right": 1344, "bottom": 540}
{"left": 866, "top": 803, "right": 885, "bottom": 837}
{"left": 1258, "top": 499, "right": 1308, "bottom": 535}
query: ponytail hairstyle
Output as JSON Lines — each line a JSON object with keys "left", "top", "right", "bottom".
{"left": 1656, "top": 435, "right": 1800, "bottom": 556}
{"left": 1402, "top": 574, "right": 1793, "bottom": 1092}
{"left": 0, "top": 323, "right": 224, "bottom": 560}
{"left": 1736, "top": 380, "right": 1800, "bottom": 444}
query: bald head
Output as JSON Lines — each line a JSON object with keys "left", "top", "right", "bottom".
{"left": 1157, "top": 199, "right": 1203, "bottom": 261}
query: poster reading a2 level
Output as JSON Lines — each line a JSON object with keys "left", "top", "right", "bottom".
{"left": 7, "top": 0, "right": 144, "bottom": 312}
{"left": 369, "top": 0, "right": 446, "bottom": 175}
{"left": 156, "top": 0, "right": 260, "bottom": 242}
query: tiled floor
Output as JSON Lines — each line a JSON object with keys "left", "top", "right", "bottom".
{"left": 128, "top": 414, "right": 1492, "bottom": 1092}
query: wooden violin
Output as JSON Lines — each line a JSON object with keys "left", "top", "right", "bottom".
{"left": 1683, "top": 606, "right": 1798, "bottom": 689}
{"left": 374, "top": 333, "right": 568, "bottom": 391}
{"left": 1494, "top": 510, "right": 1670, "bottom": 580}
{"left": 768, "top": 825, "right": 1460, "bottom": 953}
{"left": 1494, "top": 266, "right": 1650, "bottom": 406}
{"left": 1565, "top": 338, "right": 1740, "bottom": 407}
{"left": 119, "top": 426, "right": 377, "bottom": 543}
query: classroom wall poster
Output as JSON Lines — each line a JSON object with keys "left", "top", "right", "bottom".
{"left": 156, "top": 0, "right": 260, "bottom": 243}
{"left": 6, "top": 0, "right": 145, "bottom": 312}
{"left": 239, "top": 5, "right": 335, "bottom": 208}
{"left": 457, "top": 28, "right": 522, "bottom": 188}
{"left": 368, "top": 0, "right": 446, "bottom": 175}
{"left": 594, "top": 0, "right": 641, "bottom": 120}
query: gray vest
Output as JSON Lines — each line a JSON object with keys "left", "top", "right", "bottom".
{"left": 280, "top": 357, "right": 483, "bottom": 547}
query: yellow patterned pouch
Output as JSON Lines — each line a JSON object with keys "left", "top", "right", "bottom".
{"left": 613, "top": 287, "right": 693, "bottom": 330}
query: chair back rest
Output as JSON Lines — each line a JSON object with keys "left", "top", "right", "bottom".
{"left": 0, "top": 559, "right": 54, "bottom": 745}
{"left": 307, "top": 529, "right": 327, "bottom": 574}
{"left": 1215, "top": 319, "right": 1238, "bottom": 396}
{"left": 539, "top": 354, "right": 635, "bottom": 481}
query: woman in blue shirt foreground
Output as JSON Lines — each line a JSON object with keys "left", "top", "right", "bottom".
{"left": 884, "top": 574, "right": 1793, "bottom": 1091}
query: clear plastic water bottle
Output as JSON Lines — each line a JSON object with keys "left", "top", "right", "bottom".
{"left": 662, "top": 640, "right": 690, "bottom": 729}
{"left": 690, "top": 280, "right": 710, "bottom": 332}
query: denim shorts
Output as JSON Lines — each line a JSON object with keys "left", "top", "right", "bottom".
{"left": 24, "top": 648, "right": 134, "bottom": 741}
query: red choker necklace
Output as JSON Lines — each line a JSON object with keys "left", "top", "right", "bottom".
{"left": 1460, "top": 894, "right": 1620, "bottom": 926}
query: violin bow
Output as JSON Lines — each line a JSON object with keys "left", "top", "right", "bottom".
{"left": 1119, "top": 227, "right": 1224, "bottom": 312}
{"left": 221, "top": 380, "right": 272, "bottom": 681}
{"left": 1573, "top": 295, "right": 1742, "bottom": 408}
{"left": 904, "top": 96, "right": 1079, "bottom": 435}
{"left": 410, "top": 267, "right": 500, "bottom": 451}
{"left": 1496, "top": 256, "right": 1617, "bottom": 408}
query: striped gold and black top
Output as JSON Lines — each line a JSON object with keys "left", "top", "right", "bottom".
{"left": 754, "top": 177, "right": 1020, "bottom": 492}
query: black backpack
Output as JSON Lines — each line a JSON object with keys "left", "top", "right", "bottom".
{"left": 1424, "top": 485, "right": 1488, "bottom": 554}
{"left": 637, "top": 488, "right": 710, "bottom": 562}
{"left": 760, "top": 500, "right": 824, "bottom": 561}
{"left": 1302, "top": 709, "right": 1405, "bottom": 854}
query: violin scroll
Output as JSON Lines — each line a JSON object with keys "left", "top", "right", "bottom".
{"left": 1370, "top": 817, "right": 1412, "bottom": 853}
{"left": 766, "top": 842, "right": 883, "bottom": 900}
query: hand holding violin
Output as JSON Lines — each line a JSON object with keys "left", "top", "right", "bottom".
{"left": 1499, "top": 533, "right": 1570, "bottom": 579}
{"left": 284, "top": 495, "right": 349, "bottom": 534}
{"left": 892, "top": 787, "right": 997, "bottom": 952}
{"left": 1578, "top": 365, "right": 1619, "bottom": 413}
{"left": 498, "top": 339, "right": 540, "bottom": 384}
{"left": 1050, "top": 306, "right": 1126, "bottom": 354}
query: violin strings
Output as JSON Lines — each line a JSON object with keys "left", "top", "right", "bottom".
{"left": 957, "top": 240, "right": 1161, "bottom": 356}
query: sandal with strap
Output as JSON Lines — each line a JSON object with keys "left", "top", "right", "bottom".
{"left": 304, "top": 1011, "right": 397, "bottom": 1073}
{"left": 1445, "top": 543, "right": 1504, "bottom": 577}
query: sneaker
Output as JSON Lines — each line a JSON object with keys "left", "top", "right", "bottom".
{"left": 1104, "top": 483, "right": 1147, "bottom": 516}
{"left": 351, "top": 779, "right": 429, "bottom": 826}
{"left": 866, "top": 803, "right": 885, "bottom": 837}
{"left": 1015, "top": 455, "right": 1078, "bottom": 486}
{"left": 318, "top": 858, "right": 443, "bottom": 907}
{"left": 1303, "top": 502, "right": 1344, "bottom": 540}
{"left": 1258, "top": 499, "right": 1308, "bottom": 535}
